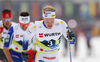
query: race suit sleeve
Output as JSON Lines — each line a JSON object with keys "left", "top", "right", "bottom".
{"left": 61, "top": 21, "right": 69, "bottom": 40}
{"left": 4, "top": 26, "right": 14, "bottom": 48}
{"left": 22, "top": 25, "right": 36, "bottom": 52}
{"left": 61, "top": 20, "right": 75, "bottom": 44}
{"left": 31, "top": 35, "right": 36, "bottom": 50}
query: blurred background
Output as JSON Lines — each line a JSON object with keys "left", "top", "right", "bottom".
{"left": 0, "top": 0, "right": 100, "bottom": 62}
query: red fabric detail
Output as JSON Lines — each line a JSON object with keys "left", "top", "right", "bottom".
{"left": 32, "top": 50, "right": 35, "bottom": 61}
{"left": 44, "top": 12, "right": 45, "bottom": 14}
{"left": 0, "top": 27, "right": 4, "bottom": 33}
{"left": 40, "top": 48, "right": 44, "bottom": 52}
{"left": 28, "top": 49, "right": 33, "bottom": 62}
{"left": 15, "top": 47, "right": 18, "bottom": 50}
{"left": 43, "top": 56, "right": 56, "bottom": 60}
{"left": 38, "top": 19, "right": 43, "bottom": 21}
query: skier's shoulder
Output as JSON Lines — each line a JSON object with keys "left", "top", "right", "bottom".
{"left": 55, "top": 18, "right": 66, "bottom": 24}
{"left": 28, "top": 22, "right": 35, "bottom": 28}
{"left": 30, "top": 22, "right": 34, "bottom": 25}
{"left": 35, "top": 20, "right": 43, "bottom": 25}
{"left": 34, "top": 20, "right": 43, "bottom": 29}
{"left": 28, "top": 22, "right": 36, "bottom": 29}
{"left": 26, "top": 25, "right": 36, "bottom": 36}
{"left": 10, "top": 24, "right": 19, "bottom": 32}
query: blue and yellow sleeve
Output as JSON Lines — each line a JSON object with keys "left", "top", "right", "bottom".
{"left": 60, "top": 20, "right": 76, "bottom": 44}
{"left": 22, "top": 38, "right": 29, "bottom": 52}
{"left": 4, "top": 26, "right": 14, "bottom": 48}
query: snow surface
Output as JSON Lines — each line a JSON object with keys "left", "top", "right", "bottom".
{"left": 59, "top": 35, "right": 100, "bottom": 62}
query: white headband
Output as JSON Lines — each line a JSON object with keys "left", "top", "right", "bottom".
{"left": 43, "top": 11, "right": 56, "bottom": 18}
{"left": 19, "top": 16, "right": 30, "bottom": 24}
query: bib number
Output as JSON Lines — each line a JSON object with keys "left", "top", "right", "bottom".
{"left": 48, "top": 41, "right": 53, "bottom": 47}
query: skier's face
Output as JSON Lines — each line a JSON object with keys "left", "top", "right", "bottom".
{"left": 2, "top": 18, "right": 12, "bottom": 29}
{"left": 44, "top": 18, "right": 55, "bottom": 29}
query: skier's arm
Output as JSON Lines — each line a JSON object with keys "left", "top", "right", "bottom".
{"left": 61, "top": 21, "right": 75, "bottom": 44}
{"left": 3, "top": 48, "right": 13, "bottom": 62}
{"left": 32, "top": 35, "right": 36, "bottom": 50}
{"left": 22, "top": 25, "right": 36, "bottom": 61}
{"left": 3, "top": 27, "right": 14, "bottom": 62}
{"left": 22, "top": 25, "right": 36, "bottom": 52}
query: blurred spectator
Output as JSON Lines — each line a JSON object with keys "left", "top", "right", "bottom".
{"left": 91, "top": 18, "right": 100, "bottom": 36}
{"left": 83, "top": 21, "right": 92, "bottom": 56}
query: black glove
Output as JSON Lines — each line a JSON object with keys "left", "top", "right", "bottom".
{"left": 67, "top": 30, "right": 76, "bottom": 44}
{"left": 21, "top": 52, "right": 29, "bottom": 61}
{"left": 67, "top": 30, "right": 75, "bottom": 39}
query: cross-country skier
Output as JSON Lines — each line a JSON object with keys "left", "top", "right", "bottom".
{"left": 22, "top": 6, "right": 76, "bottom": 62}
{"left": 3, "top": 12, "right": 34, "bottom": 62}
{"left": 0, "top": 9, "right": 17, "bottom": 62}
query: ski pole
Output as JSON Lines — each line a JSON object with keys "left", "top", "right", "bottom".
{"left": 68, "top": 39, "right": 72, "bottom": 62}
{"left": 67, "top": 30, "right": 72, "bottom": 62}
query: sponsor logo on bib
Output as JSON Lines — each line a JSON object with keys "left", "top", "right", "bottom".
{"left": 44, "top": 32, "right": 61, "bottom": 37}
{"left": 16, "top": 34, "right": 19, "bottom": 38}
{"left": 39, "top": 33, "right": 43, "bottom": 38}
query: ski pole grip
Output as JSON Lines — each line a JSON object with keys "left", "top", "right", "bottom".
{"left": 67, "top": 30, "right": 72, "bottom": 40}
